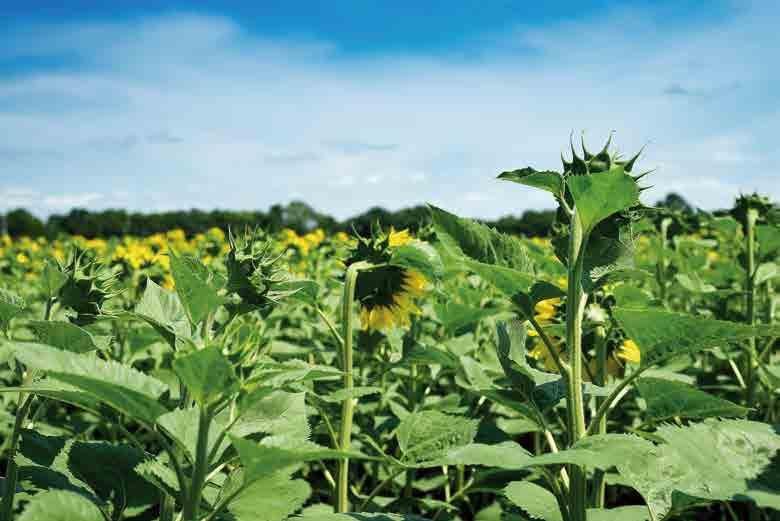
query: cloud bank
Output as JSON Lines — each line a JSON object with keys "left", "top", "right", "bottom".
{"left": 0, "top": 2, "right": 777, "bottom": 219}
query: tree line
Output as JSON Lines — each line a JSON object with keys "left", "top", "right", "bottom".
{"left": 0, "top": 194, "right": 695, "bottom": 239}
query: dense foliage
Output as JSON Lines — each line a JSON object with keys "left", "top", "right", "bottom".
{"left": 0, "top": 138, "right": 778, "bottom": 521}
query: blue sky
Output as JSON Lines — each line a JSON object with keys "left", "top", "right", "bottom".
{"left": 0, "top": 0, "right": 777, "bottom": 219}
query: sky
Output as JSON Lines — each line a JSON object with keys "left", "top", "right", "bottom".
{"left": 0, "top": 0, "right": 777, "bottom": 220}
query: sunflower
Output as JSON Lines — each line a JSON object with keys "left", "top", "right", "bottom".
{"left": 345, "top": 228, "right": 428, "bottom": 332}
{"left": 616, "top": 339, "right": 641, "bottom": 364}
{"left": 527, "top": 297, "right": 561, "bottom": 337}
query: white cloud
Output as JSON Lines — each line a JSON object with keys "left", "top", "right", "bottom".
{"left": 0, "top": 3, "right": 777, "bottom": 219}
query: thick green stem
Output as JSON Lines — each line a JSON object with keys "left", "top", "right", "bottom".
{"left": 183, "top": 407, "right": 211, "bottom": 521}
{"left": 744, "top": 209, "right": 758, "bottom": 408}
{"left": 0, "top": 298, "right": 52, "bottom": 521}
{"left": 591, "top": 326, "right": 608, "bottom": 508}
{"left": 336, "top": 261, "right": 370, "bottom": 513}
{"left": 565, "top": 212, "right": 588, "bottom": 521}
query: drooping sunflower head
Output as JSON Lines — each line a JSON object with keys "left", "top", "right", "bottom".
{"left": 57, "top": 247, "right": 122, "bottom": 326}
{"left": 345, "top": 228, "right": 428, "bottom": 332}
{"left": 225, "top": 227, "right": 294, "bottom": 312}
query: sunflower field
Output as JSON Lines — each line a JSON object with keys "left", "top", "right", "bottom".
{"left": 0, "top": 138, "right": 779, "bottom": 521}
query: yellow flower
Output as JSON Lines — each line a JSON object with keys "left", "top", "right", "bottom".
{"left": 529, "top": 339, "right": 565, "bottom": 372}
{"left": 207, "top": 227, "right": 225, "bottom": 242}
{"left": 16, "top": 253, "right": 29, "bottom": 264}
{"left": 167, "top": 229, "right": 186, "bottom": 242}
{"left": 162, "top": 274, "right": 175, "bottom": 290}
{"left": 707, "top": 251, "right": 720, "bottom": 262}
{"left": 617, "top": 339, "right": 641, "bottom": 364}
{"left": 388, "top": 228, "right": 412, "bottom": 247}
{"left": 534, "top": 297, "right": 561, "bottom": 324}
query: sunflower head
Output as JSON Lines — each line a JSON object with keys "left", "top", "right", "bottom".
{"left": 345, "top": 228, "right": 428, "bottom": 332}
{"left": 225, "top": 227, "right": 294, "bottom": 312}
{"left": 57, "top": 247, "right": 122, "bottom": 326}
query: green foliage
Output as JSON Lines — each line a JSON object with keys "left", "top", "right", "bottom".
{"left": 636, "top": 377, "right": 749, "bottom": 421}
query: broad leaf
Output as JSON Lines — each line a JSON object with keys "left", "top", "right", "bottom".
{"left": 27, "top": 321, "right": 103, "bottom": 354}
{"left": 132, "top": 279, "right": 191, "bottom": 349}
{"left": 157, "top": 406, "right": 231, "bottom": 464}
{"left": 18, "top": 490, "right": 104, "bottom": 521}
{"left": 566, "top": 165, "right": 639, "bottom": 233}
{"left": 396, "top": 410, "right": 478, "bottom": 464}
{"left": 498, "top": 167, "right": 564, "bottom": 196}
{"left": 504, "top": 481, "right": 562, "bottom": 521}
{"left": 617, "top": 419, "right": 780, "bottom": 520}
{"left": 233, "top": 390, "right": 310, "bottom": 442}
{"left": 390, "top": 241, "right": 444, "bottom": 281}
{"left": 434, "top": 302, "right": 501, "bottom": 333}
{"left": 613, "top": 308, "right": 780, "bottom": 366}
{"left": 172, "top": 345, "right": 238, "bottom": 407}
{"left": 169, "top": 250, "right": 225, "bottom": 326}
{"left": 636, "top": 377, "right": 748, "bottom": 421}
{"left": 0, "top": 288, "right": 25, "bottom": 333}
{"left": 225, "top": 471, "right": 311, "bottom": 521}
{"left": 429, "top": 205, "right": 533, "bottom": 271}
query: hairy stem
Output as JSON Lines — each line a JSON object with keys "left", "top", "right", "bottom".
{"left": 744, "top": 208, "right": 758, "bottom": 408}
{"left": 182, "top": 407, "right": 211, "bottom": 521}
{"left": 336, "top": 261, "right": 370, "bottom": 512}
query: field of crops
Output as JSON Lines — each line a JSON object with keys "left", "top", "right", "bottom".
{"left": 0, "top": 142, "right": 778, "bottom": 521}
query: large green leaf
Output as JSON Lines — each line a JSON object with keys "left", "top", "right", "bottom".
{"left": 0, "top": 288, "right": 25, "bottom": 333}
{"left": 636, "top": 377, "right": 748, "bottom": 421}
{"left": 617, "top": 419, "right": 780, "bottom": 520}
{"left": 613, "top": 308, "right": 780, "bottom": 366}
{"left": 157, "top": 406, "right": 231, "bottom": 464}
{"left": 169, "top": 250, "right": 225, "bottom": 326}
{"left": 429, "top": 204, "right": 533, "bottom": 271}
{"left": 498, "top": 167, "right": 564, "bottom": 196}
{"left": 39, "top": 259, "right": 67, "bottom": 300}
{"left": 131, "top": 279, "right": 192, "bottom": 349}
{"left": 12, "top": 342, "right": 168, "bottom": 398}
{"left": 566, "top": 165, "right": 639, "bottom": 233}
{"left": 27, "top": 321, "right": 103, "bottom": 354}
{"left": 225, "top": 471, "right": 311, "bottom": 521}
{"left": 396, "top": 410, "right": 478, "bottom": 464}
{"left": 463, "top": 258, "right": 536, "bottom": 296}
{"left": 411, "top": 441, "right": 533, "bottom": 469}
{"left": 17, "top": 490, "right": 104, "bottom": 521}
{"left": 231, "top": 437, "right": 370, "bottom": 484}
{"left": 434, "top": 302, "right": 501, "bottom": 333}
{"left": 504, "top": 481, "right": 562, "bottom": 521}
{"left": 292, "top": 514, "right": 430, "bottom": 520}
{"left": 172, "top": 345, "right": 238, "bottom": 407}
{"left": 587, "top": 507, "right": 649, "bottom": 521}
{"left": 51, "top": 372, "right": 169, "bottom": 425}
{"left": 529, "top": 434, "right": 656, "bottom": 471}
{"left": 232, "top": 390, "right": 310, "bottom": 442}
{"left": 390, "top": 241, "right": 444, "bottom": 281}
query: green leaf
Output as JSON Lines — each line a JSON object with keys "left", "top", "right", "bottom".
{"left": 434, "top": 302, "right": 500, "bottom": 333}
{"left": 292, "top": 513, "right": 430, "bottom": 520}
{"left": 27, "top": 321, "right": 103, "bottom": 354}
{"left": 566, "top": 165, "right": 639, "bottom": 233}
{"left": 412, "top": 441, "right": 533, "bottom": 469}
{"left": 587, "top": 506, "right": 650, "bottom": 521}
{"left": 317, "top": 386, "right": 381, "bottom": 404}
{"left": 504, "top": 481, "right": 562, "bottom": 521}
{"left": 613, "top": 307, "right": 780, "bottom": 366}
{"left": 172, "top": 346, "right": 238, "bottom": 407}
{"left": 231, "top": 437, "right": 370, "bottom": 484}
{"left": 12, "top": 342, "right": 168, "bottom": 398}
{"left": 39, "top": 259, "right": 67, "bottom": 300}
{"left": 225, "top": 471, "right": 311, "bottom": 521}
{"left": 18, "top": 490, "right": 104, "bottom": 521}
{"left": 0, "top": 288, "right": 25, "bottom": 333}
{"left": 429, "top": 204, "right": 533, "bottom": 271}
{"left": 275, "top": 279, "right": 320, "bottom": 306}
{"left": 463, "top": 258, "right": 536, "bottom": 296}
{"left": 512, "top": 281, "right": 566, "bottom": 318}
{"left": 530, "top": 434, "right": 656, "bottom": 471}
{"left": 498, "top": 167, "right": 564, "bottom": 196}
{"left": 233, "top": 390, "right": 310, "bottom": 442}
{"left": 50, "top": 372, "right": 169, "bottom": 425}
{"left": 754, "top": 262, "right": 779, "bottom": 285}
{"left": 157, "top": 406, "right": 231, "bottom": 463}
{"left": 132, "top": 279, "right": 192, "bottom": 349}
{"left": 617, "top": 419, "right": 780, "bottom": 520}
{"left": 169, "top": 250, "right": 225, "bottom": 326}
{"left": 396, "top": 410, "right": 478, "bottom": 464}
{"left": 390, "top": 241, "right": 444, "bottom": 281}
{"left": 636, "top": 377, "right": 749, "bottom": 421}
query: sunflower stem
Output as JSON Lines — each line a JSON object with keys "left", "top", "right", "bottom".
{"left": 743, "top": 208, "right": 758, "bottom": 409}
{"left": 591, "top": 325, "right": 608, "bottom": 508}
{"left": 565, "top": 211, "right": 588, "bottom": 521}
{"left": 336, "top": 261, "right": 371, "bottom": 512}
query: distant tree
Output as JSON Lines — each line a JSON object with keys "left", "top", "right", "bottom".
{"left": 6, "top": 209, "right": 45, "bottom": 237}
{"left": 656, "top": 193, "right": 694, "bottom": 214}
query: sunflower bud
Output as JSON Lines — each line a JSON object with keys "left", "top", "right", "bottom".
{"left": 225, "top": 228, "right": 294, "bottom": 313}
{"left": 57, "top": 248, "right": 122, "bottom": 326}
